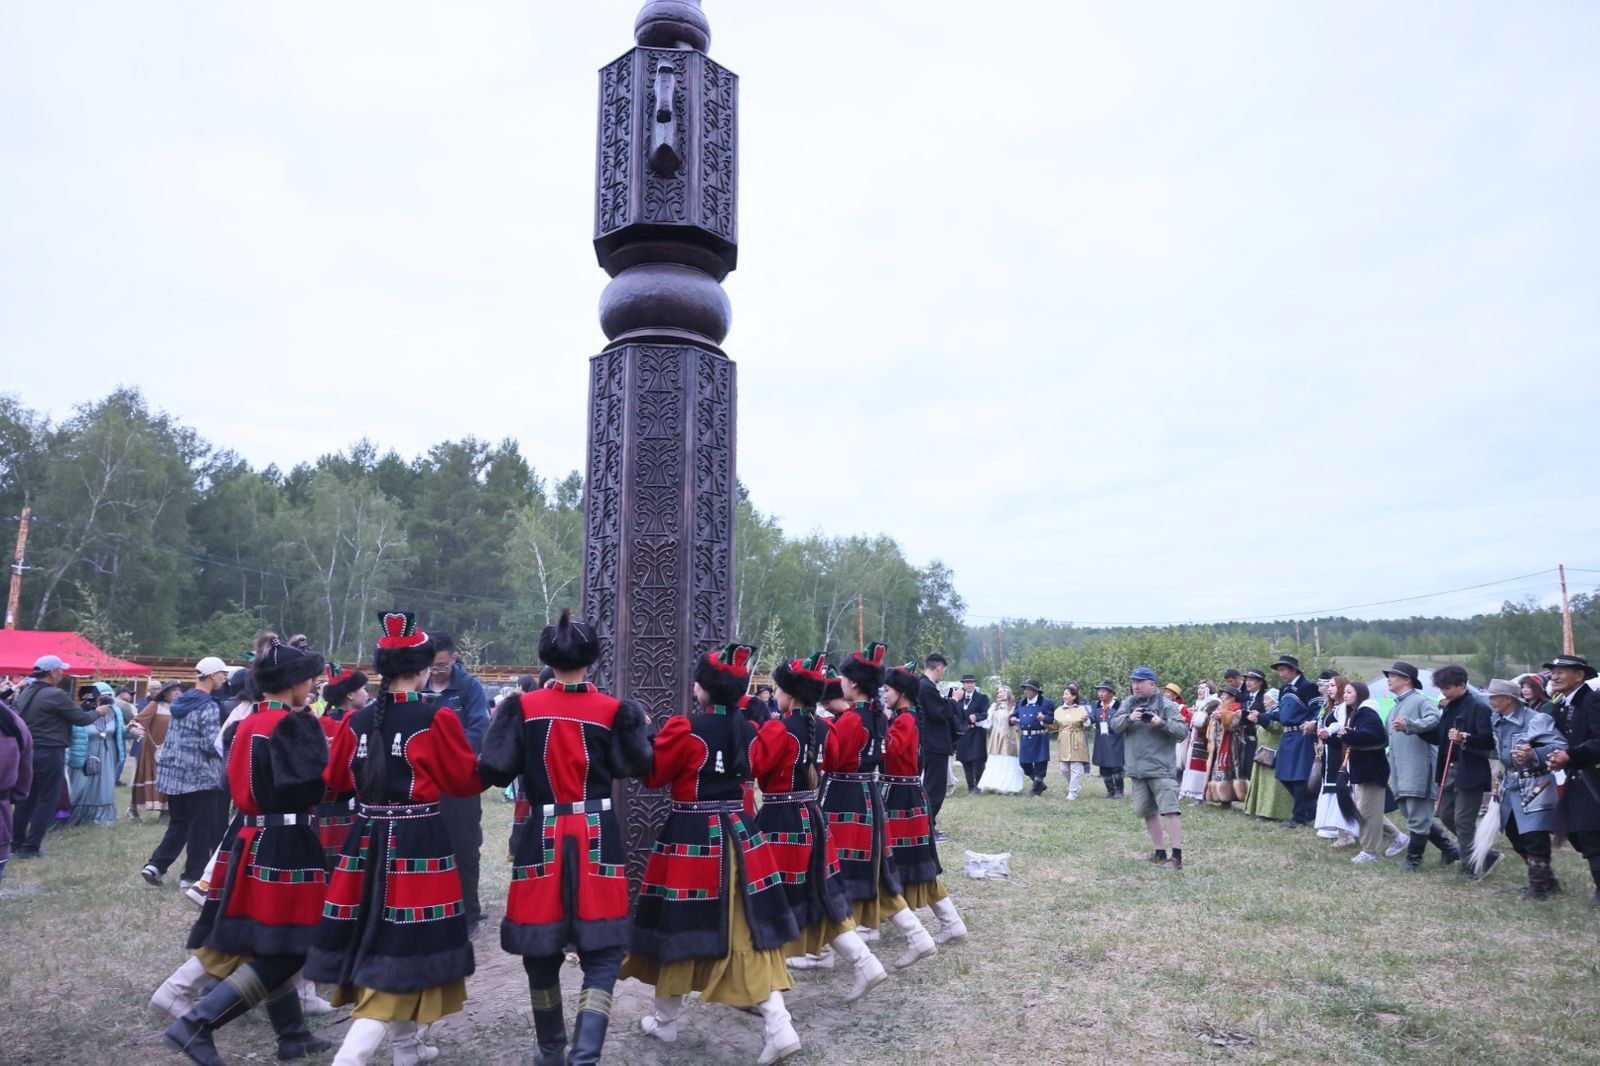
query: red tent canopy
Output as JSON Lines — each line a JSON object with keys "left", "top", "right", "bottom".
{"left": 0, "top": 630, "right": 152, "bottom": 678}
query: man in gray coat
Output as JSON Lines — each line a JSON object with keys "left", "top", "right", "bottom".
{"left": 1111, "top": 666, "right": 1192, "bottom": 870}
{"left": 1385, "top": 661, "right": 1460, "bottom": 871}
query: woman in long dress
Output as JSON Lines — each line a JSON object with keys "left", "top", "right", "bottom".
{"left": 1178, "top": 689, "right": 1216, "bottom": 802}
{"left": 68, "top": 691, "right": 123, "bottom": 827}
{"left": 129, "top": 682, "right": 179, "bottom": 820}
{"left": 976, "top": 686, "right": 1024, "bottom": 794}
{"left": 1241, "top": 690, "right": 1295, "bottom": 822}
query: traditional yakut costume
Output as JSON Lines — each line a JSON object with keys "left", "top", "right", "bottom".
{"left": 161, "top": 637, "right": 335, "bottom": 1066}
{"left": 819, "top": 644, "right": 939, "bottom": 968}
{"left": 754, "top": 652, "right": 886, "bottom": 1002}
{"left": 882, "top": 663, "right": 967, "bottom": 946}
{"left": 624, "top": 643, "right": 804, "bottom": 1066}
{"left": 314, "top": 664, "right": 368, "bottom": 869}
{"left": 307, "top": 613, "right": 484, "bottom": 1066}
{"left": 477, "top": 609, "right": 653, "bottom": 1066}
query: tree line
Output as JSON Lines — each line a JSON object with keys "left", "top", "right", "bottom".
{"left": 0, "top": 388, "right": 966, "bottom": 670}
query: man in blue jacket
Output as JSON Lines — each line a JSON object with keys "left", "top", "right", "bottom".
{"left": 423, "top": 632, "right": 489, "bottom": 933}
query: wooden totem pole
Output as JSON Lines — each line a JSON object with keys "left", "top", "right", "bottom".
{"left": 582, "top": 0, "right": 739, "bottom": 891}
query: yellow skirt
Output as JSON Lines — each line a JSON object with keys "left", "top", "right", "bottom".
{"left": 194, "top": 947, "right": 250, "bottom": 981}
{"left": 850, "top": 885, "right": 908, "bottom": 929}
{"left": 783, "top": 914, "right": 854, "bottom": 958}
{"left": 620, "top": 859, "right": 794, "bottom": 1007}
{"left": 333, "top": 981, "right": 468, "bottom": 1023}
{"left": 902, "top": 877, "right": 948, "bottom": 911}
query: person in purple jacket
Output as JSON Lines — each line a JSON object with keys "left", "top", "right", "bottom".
{"left": 0, "top": 689, "right": 34, "bottom": 887}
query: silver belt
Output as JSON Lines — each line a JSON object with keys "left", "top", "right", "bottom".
{"left": 242, "top": 813, "right": 306, "bottom": 827}
{"left": 539, "top": 798, "right": 613, "bottom": 816}
{"left": 760, "top": 790, "right": 817, "bottom": 804}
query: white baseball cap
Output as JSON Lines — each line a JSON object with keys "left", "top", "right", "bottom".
{"left": 195, "top": 656, "right": 229, "bottom": 676}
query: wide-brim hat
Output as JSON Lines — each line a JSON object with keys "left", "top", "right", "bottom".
{"left": 1383, "top": 661, "right": 1422, "bottom": 686}
{"left": 1095, "top": 679, "right": 1115, "bottom": 693}
{"left": 1272, "top": 655, "right": 1300, "bottom": 672}
{"left": 1219, "top": 685, "right": 1243, "bottom": 702}
{"left": 960, "top": 674, "right": 977, "bottom": 683}
{"left": 1484, "top": 678, "right": 1526, "bottom": 702}
{"left": 1162, "top": 682, "right": 1183, "bottom": 698}
{"left": 1243, "top": 669, "right": 1267, "bottom": 682}
{"left": 1542, "top": 654, "right": 1598, "bottom": 680}
{"left": 1021, "top": 678, "right": 1042, "bottom": 693}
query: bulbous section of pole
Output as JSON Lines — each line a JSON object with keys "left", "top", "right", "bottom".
{"left": 635, "top": 0, "right": 711, "bottom": 51}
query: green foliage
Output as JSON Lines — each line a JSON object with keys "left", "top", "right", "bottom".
{"left": 1009, "top": 627, "right": 1339, "bottom": 699}
{"left": 0, "top": 389, "right": 967, "bottom": 667}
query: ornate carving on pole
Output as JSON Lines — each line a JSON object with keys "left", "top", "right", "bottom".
{"left": 583, "top": 1, "right": 739, "bottom": 893}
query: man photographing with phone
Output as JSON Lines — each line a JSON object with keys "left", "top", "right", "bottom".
{"left": 1111, "top": 666, "right": 1191, "bottom": 869}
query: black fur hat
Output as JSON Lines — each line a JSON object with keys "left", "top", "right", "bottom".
{"left": 323, "top": 663, "right": 370, "bottom": 709}
{"left": 252, "top": 636, "right": 327, "bottom": 694}
{"left": 885, "top": 660, "right": 921, "bottom": 698}
{"left": 373, "top": 611, "right": 436, "bottom": 679}
{"left": 822, "top": 665, "right": 844, "bottom": 704}
{"left": 538, "top": 609, "right": 601, "bottom": 672}
{"left": 773, "top": 651, "right": 828, "bottom": 706}
{"left": 695, "top": 642, "right": 757, "bottom": 707}
{"left": 839, "top": 641, "right": 888, "bottom": 694}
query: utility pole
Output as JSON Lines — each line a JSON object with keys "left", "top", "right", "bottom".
{"left": 995, "top": 623, "right": 1005, "bottom": 672}
{"left": 1313, "top": 624, "right": 1321, "bottom": 658}
{"left": 856, "top": 592, "right": 864, "bottom": 652}
{"left": 1294, "top": 620, "right": 1302, "bottom": 647}
{"left": 6, "top": 504, "right": 30, "bottom": 630}
{"left": 1560, "top": 563, "right": 1575, "bottom": 656}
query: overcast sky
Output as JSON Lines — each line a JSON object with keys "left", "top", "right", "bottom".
{"left": 3, "top": 2, "right": 1597, "bottom": 626}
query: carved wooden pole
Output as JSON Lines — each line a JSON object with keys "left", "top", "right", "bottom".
{"left": 584, "top": 0, "right": 739, "bottom": 892}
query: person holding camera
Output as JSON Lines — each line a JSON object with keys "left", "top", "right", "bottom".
{"left": 1110, "top": 667, "right": 1191, "bottom": 870}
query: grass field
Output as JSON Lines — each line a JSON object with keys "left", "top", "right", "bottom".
{"left": 4, "top": 780, "right": 1599, "bottom": 1066}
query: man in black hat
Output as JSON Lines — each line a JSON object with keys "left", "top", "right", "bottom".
{"left": 953, "top": 674, "right": 991, "bottom": 795}
{"left": 1238, "top": 670, "right": 1268, "bottom": 780}
{"left": 1386, "top": 661, "right": 1460, "bottom": 871}
{"left": 1543, "top": 654, "right": 1600, "bottom": 904}
{"left": 1273, "top": 655, "right": 1317, "bottom": 709}
{"left": 915, "top": 653, "right": 958, "bottom": 842}
{"left": 1015, "top": 680, "right": 1055, "bottom": 796}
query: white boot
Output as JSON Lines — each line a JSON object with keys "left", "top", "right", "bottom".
{"left": 785, "top": 946, "right": 835, "bottom": 970}
{"left": 640, "top": 994, "right": 684, "bottom": 1043}
{"left": 149, "top": 956, "right": 209, "bottom": 1019}
{"left": 857, "top": 926, "right": 880, "bottom": 942}
{"left": 391, "top": 1020, "right": 439, "bottom": 1066}
{"left": 332, "top": 1018, "right": 388, "bottom": 1066}
{"left": 889, "top": 907, "right": 937, "bottom": 969}
{"left": 296, "top": 972, "right": 334, "bottom": 1016}
{"left": 930, "top": 897, "right": 968, "bottom": 945}
{"left": 756, "top": 991, "right": 801, "bottom": 1065}
{"left": 830, "top": 929, "right": 886, "bottom": 1003}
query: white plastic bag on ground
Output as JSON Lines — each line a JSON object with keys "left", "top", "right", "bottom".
{"left": 964, "top": 849, "right": 1011, "bottom": 880}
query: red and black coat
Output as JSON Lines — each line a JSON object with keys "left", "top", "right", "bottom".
{"left": 477, "top": 683, "right": 654, "bottom": 957}
{"left": 315, "top": 709, "right": 358, "bottom": 868}
{"left": 630, "top": 706, "right": 800, "bottom": 963}
{"left": 186, "top": 701, "right": 333, "bottom": 958}
{"left": 753, "top": 709, "right": 852, "bottom": 932}
{"left": 819, "top": 701, "right": 903, "bottom": 903}
{"left": 304, "top": 691, "right": 482, "bottom": 993}
{"left": 881, "top": 711, "right": 940, "bottom": 888}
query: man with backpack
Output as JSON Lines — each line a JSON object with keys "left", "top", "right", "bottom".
{"left": 12, "top": 655, "right": 108, "bottom": 860}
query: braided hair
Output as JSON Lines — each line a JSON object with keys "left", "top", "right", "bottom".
{"left": 697, "top": 643, "right": 757, "bottom": 781}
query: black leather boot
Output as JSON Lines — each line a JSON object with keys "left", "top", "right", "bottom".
{"left": 566, "top": 990, "right": 613, "bottom": 1066}
{"left": 1401, "top": 834, "right": 1427, "bottom": 872}
{"left": 1428, "top": 822, "right": 1460, "bottom": 866}
{"left": 163, "top": 968, "right": 268, "bottom": 1066}
{"left": 264, "top": 983, "right": 331, "bottom": 1061}
{"left": 530, "top": 985, "right": 567, "bottom": 1066}
{"left": 1520, "top": 857, "right": 1556, "bottom": 900}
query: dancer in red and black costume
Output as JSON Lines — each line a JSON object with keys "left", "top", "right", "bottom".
{"left": 624, "top": 643, "right": 804, "bottom": 1066}
{"left": 315, "top": 664, "right": 369, "bottom": 869}
{"left": 307, "top": 613, "right": 485, "bottom": 1066}
{"left": 477, "top": 610, "right": 654, "bottom": 1066}
{"left": 882, "top": 662, "right": 969, "bottom": 947}
{"left": 754, "top": 652, "right": 888, "bottom": 1002}
{"left": 162, "top": 637, "right": 336, "bottom": 1066}
{"left": 820, "top": 642, "right": 938, "bottom": 969}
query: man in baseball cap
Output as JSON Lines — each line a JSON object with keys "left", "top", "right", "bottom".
{"left": 1112, "top": 667, "right": 1191, "bottom": 869}
{"left": 13, "top": 654, "right": 107, "bottom": 860}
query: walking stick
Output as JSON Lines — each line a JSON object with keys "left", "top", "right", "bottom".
{"left": 1433, "top": 735, "right": 1457, "bottom": 815}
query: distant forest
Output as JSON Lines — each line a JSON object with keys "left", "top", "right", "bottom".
{"left": 1, "top": 388, "right": 1588, "bottom": 683}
